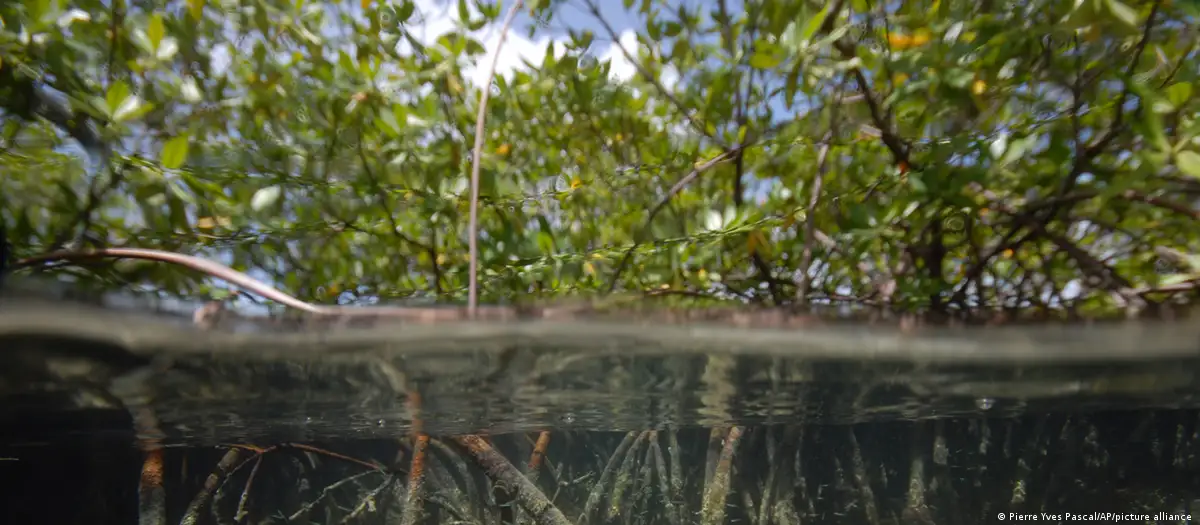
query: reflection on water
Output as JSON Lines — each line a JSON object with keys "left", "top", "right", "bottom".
{"left": 2, "top": 297, "right": 1200, "bottom": 524}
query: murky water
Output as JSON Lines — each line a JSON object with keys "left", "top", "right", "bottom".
{"left": 3, "top": 290, "right": 1200, "bottom": 524}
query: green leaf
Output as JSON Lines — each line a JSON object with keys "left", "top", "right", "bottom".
{"left": 1166, "top": 82, "right": 1193, "bottom": 108}
{"left": 396, "top": 0, "right": 415, "bottom": 22}
{"left": 148, "top": 14, "right": 165, "bottom": 50}
{"left": 942, "top": 69, "right": 974, "bottom": 90}
{"left": 1104, "top": 0, "right": 1139, "bottom": 30}
{"left": 748, "top": 49, "right": 781, "bottom": 69}
{"left": 907, "top": 172, "right": 928, "bottom": 193}
{"left": 457, "top": 0, "right": 470, "bottom": 24}
{"left": 1177, "top": 150, "right": 1200, "bottom": 179}
{"left": 647, "top": 21, "right": 661, "bottom": 40}
{"left": 1160, "top": 273, "right": 1197, "bottom": 286}
{"left": 251, "top": 186, "right": 283, "bottom": 211}
{"left": 800, "top": 2, "right": 833, "bottom": 43}
{"left": 1128, "top": 79, "right": 1170, "bottom": 152}
{"left": 161, "top": 135, "right": 191, "bottom": 169}
{"left": 1062, "top": 0, "right": 1102, "bottom": 30}
{"left": 113, "top": 96, "right": 153, "bottom": 123}
{"left": 1000, "top": 135, "right": 1035, "bottom": 167}
{"left": 105, "top": 81, "right": 131, "bottom": 116}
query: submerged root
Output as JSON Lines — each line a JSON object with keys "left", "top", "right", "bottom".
{"left": 453, "top": 435, "right": 573, "bottom": 525}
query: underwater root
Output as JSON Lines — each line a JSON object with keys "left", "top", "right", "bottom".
{"left": 453, "top": 435, "right": 574, "bottom": 525}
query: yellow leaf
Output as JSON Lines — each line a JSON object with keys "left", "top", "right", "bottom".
{"left": 614, "top": 133, "right": 624, "bottom": 142}
{"left": 584, "top": 262, "right": 596, "bottom": 276}
{"left": 447, "top": 75, "right": 463, "bottom": 94}
{"left": 971, "top": 79, "right": 987, "bottom": 95}
{"left": 697, "top": 268, "right": 707, "bottom": 279}
{"left": 912, "top": 28, "right": 932, "bottom": 46}
{"left": 746, "top": 230, "right": 772, "bottom": 258}
{"left": 888, "top": 28, "right": 932, "bottom": 50}
{"left": 196, "top": 216, "right": 231, "bottom": 230}
{"left": 893, "top": 73, "right": 909, "bottom": 86}
{"left": 187, "top": 0, "right": 205, "bottom": 20}
{"left": 570, "top": 177, "right": 583, "bottom": 189}
{"left": 887, "top": 33, "right": 913, "bottom": 50}
{"left": 496, "top": 143, "right": 512, "bottom": 156}
{"left": 436, "top": 253, "right": 447, "bottom": 265}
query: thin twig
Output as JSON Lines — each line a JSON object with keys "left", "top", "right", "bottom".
{"left": 605, "top": 148, "right": 742, "bottom": 293}
{"left": 234, "top": 454, "right": 263, "bottom": 523}
{"left": 287, "top": 470, "right": 381, "bottom": 522}
{"left": 468, "top": 0, "right": 525, "bottom": 317}
{"left": 338, "top": 474, "right": 398, "bottom": 525}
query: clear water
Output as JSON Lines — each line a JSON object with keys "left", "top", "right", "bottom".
{"left": 3, "top": 296, "right": 1200, "bottom": 524}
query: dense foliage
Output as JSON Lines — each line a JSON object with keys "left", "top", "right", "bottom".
{"left": 1, "top": 0, "right": 1199, "bottom": 319}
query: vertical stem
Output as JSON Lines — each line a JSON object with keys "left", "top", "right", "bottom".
{"left": 133, "top": 406, "right": 165, "bottom": 525}
{"left": 667, "top": 430, "right": 685, "bottom": 524}
{"left": 138, "top": 447, "right": 166, "bottom": 525}
{"left": 528, "top": 431, "right": 552, "bottom": 481}
{"left": 650, "top": 433, "right": 681, "bottom": 525}
{"left": 400, "top": 434, "right": 430, "bottom": 525}
{"left": 467, "top": 0, "right": 525, "bottom": 315}
{"left": 701, "top": 426, "right": 744, "bottom": 525}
